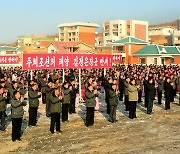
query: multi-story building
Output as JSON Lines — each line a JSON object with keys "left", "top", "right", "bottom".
{"left": 103, "top": 20, "right": 148, "bottom": 46}
{"left": 149, "top": 26, "right": 175, "bottom": 45}
{"left": 57, "top": 22, "right": 100, "bottom": 47}
{"left": 172, "top": 30, "right": 180, "bottom": 46}
{"left": 95, "top": 32, "right": 103, "bottom": 47}
{"left": 18, "top": 35, "right": 58, "bottom": 47}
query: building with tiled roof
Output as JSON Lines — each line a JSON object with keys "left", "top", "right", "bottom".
{"left": 133, "top": 44, "right": 180, "bottom": 64}
{"left": 47, "top": 41, "right": 94, "bottom": 54}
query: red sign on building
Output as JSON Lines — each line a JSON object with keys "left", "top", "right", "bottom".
{"left": 23, "top": 54, "right": 112, "bottom": 70}
{"left": 0, "top": 56, "right": 19, "bottom": 64}
{"left": 112, "top": 55, "right": 122, "bottom": 63}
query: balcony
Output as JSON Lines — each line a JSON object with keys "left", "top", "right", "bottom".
{"left": 112, "top": 28, "right": 118, "bottom": 32}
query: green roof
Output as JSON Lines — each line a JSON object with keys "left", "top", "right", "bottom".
{"left": 0, "top": 46, "right": 21, "bottom": 51}
{"left": 33, "top": 37, "right": 55, "bottom": 41}
{"left": 112, "top": 36, "right": 149, "bottom": 44}
{"left": 0, "top": 46, "right": 17, "bottom": 51}
{"left": 133, "top": 45, "right": 180, "bottom": 55}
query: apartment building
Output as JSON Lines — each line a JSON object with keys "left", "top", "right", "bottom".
{"left": 18, "top": 35, "right": 58, "bottom": 47}
{"left": 95, "top": 32, "right": 103, "bottom": 47}
{"left": 103, "top": 20, "right": 148, "bottom": 46}
{"left": 57, "top": 22, "right": 100, "bottom": 47}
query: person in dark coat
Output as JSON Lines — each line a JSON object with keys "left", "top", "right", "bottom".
{"left": 157, "top": 75, "right": 164, "bottom": 105}
{"left": 108, "top": 84, "right": 119, "bottom": 123}
{"left": 118, "top": 74, "right": 124, "bottom": 101}
{"left": 136, "top": 75, "right": 143, "bottom": 103}
{"left": 146, "top": 78, "right": 156, "bottom": 114}
{"left": 28, "top": 83, "right": 41, "bottom": 126}
{"left": 69, "top": 79, "right": 78, "bottom": 114}
{"left": 45, "top": 80, "right": 54, "bottom": 117}
{"left": 39, "top": 75, "right": 47, "bottom": 104}
{"left": 50, "top": 88, "right": 63, "bottom": 134}
{"left": 164, "top": 77, "right": 173, "bottom": 110}
{"left": 85, "top": 84, "right": 97, "bottom": 127}
{"left": 61, "top": 81, "right": 72, "bottom": 122}
{"left": 104, "top": 77, "right": 113, "bottom": 114}
{"left": 143, "top": 75, "right": 149, "bottom": 108}
{"left": 0, "top": 86, "right": 7, "bottom": 131}
{"left": 10, "top": 90, "right": 26, "bottom": 142}
{"left": 124, "top": 76, "right": 130, "bottom": 111}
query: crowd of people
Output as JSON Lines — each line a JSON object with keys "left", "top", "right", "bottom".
{"left": 0, "top": 64, "right": 179, "bottom": 142}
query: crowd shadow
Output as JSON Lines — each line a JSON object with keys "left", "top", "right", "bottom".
{"left": 77, "top": 103, "right": 86, "bottom": 125}
{"left": 117, "top": 100, "right": 129, "bottom": 118}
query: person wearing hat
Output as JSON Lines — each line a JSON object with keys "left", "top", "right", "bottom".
{"left": 157, "top": 75, "right": 164, "bottom": 105}
{"left": 45, "top": 79, "right": 54, "bottom": 117}
{"left": 104, "top": 77, "right": 113, "bottom": 114}
{"left": 108, "top": 84, "right": 119, "bottom": 123}
{"left": 61, "top": 81, "right": 72, "bottom": 122}
{"left": 164, "top": 77, "right": 173, "bottom": 110}
{"left": 69, "top": 78, "right": 78, "bottom": 114}
{"left": 50, "top": 88, "right": 63, "bottom": 134}
{"left": 10, "top": 90, "right": 26, "bottom": 142}
{"left": 0, "top": 86, "right": 7, "bottom": 131}
{"left": 85, "top": 84, "right": 97, "bottom": 127}
{"left": 128, "top": 78, "right": 139, "bottom": 119}
{"left": 146, "top": 77, "right": 157, "bottom": 114}
{"left": 28, "top": 83, "right": 41, "bottom": 126}
{"left": 39, "top": 75, "right": 47, "bottom": 104}
{"left": 143, "top": 75, "right": 149, "bottom": 108}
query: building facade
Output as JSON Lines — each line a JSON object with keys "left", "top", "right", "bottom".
{"left": 133, "top": 45, "right": 180, "bottom": 65}
{"left": 57, "top": 22, "right": 100, "bottom": 47}
{"left": 148, "top": 26, "right": 175, "bottom": 45}
{"left": 103, "top": 20, "right": 148, "bottom": 46}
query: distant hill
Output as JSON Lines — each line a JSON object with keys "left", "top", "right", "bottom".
{"left": 0, "top": 41, "right": 18, "bottom": 47}
{"left": 149, "top": 19, "right": 179, "bottom": 29}
{"left": 0, "top": 34, "right": 58, "bottom": 47}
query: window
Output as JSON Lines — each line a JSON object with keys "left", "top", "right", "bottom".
{"left": 178, "top": 37, "right": 180, "bottom": 40}
{"left": 154, "top": 58, "right": 157, "bottom": 64}
{"left": 113, "top": 46, "right": 124, "bottom": 52}
{"left": 140, "top": 58, "right": 146, "bottom": 64}
{"left": 113, "top": 24, "right": 118, "bottom": 29}
{"left": 127, "top": 32, "right": 130, "bottom": 36}
{"left": 113, "top": 32, "right": 118, "bottom": 36}
{"left": 171, "top": 58, "right": 174, "bottom": 64}
{"left": 105, "top": 33, "right": 109, "bottom": 36}
{"left": 161, "top": 58, "right": 165, "bottom": 65}
{"left": 69, "top": 39, "right": 71, "bottom": 41}
{"left": 105, "top": 25, "right": 109, "bottom": 30}
{"left": 127, "top": 25, "right": 130, "bottom": 28}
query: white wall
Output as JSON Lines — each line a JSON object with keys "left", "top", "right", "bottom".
{"left": 146, "top": 56, "right": 161, "bottom": 65}
{"left": 48, "top": 44, "right": 57, "bottom": 53}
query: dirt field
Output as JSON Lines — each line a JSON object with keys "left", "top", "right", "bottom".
{"left": 0, "top": 91, "right": 180, "bottom": 154}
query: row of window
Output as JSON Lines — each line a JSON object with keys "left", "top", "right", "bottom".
{"left": 104, "top": 24, "right": 130, "bottom": 30}
{"left": 104, "top": 32, "right": 130, "bottom": 36}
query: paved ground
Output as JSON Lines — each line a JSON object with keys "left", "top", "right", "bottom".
{"left": 0, "top": 90, "right": 180, "bottom": 154}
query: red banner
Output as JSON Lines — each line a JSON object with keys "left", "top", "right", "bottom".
{"left": 23, "top": 54, "right": 112, "bottom": 70}
{"left": 0, "top": 55, "right": 19, "bottom": 64}
{"left": 112, "top": 55, "right": 122, "bottom": 63}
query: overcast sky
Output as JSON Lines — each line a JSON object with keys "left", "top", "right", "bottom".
{"left": 0, "top": 0, "right": 179, "bottom": 43}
